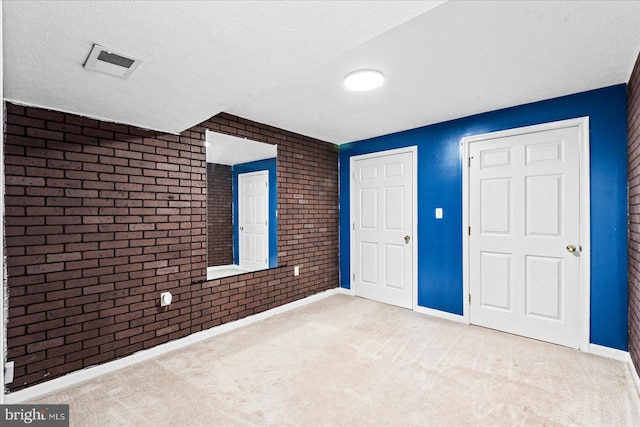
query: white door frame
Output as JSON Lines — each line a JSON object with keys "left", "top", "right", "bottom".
{"left": 349, "top": 146, "right": 418, "bottom": 310}
{"left": 461, "top": 117, "right": 591, "bottom": 351}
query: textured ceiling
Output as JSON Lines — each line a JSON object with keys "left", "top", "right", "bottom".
{"left": 3, "top": 1, "right": 442, "bottom": 135}
{"left": 228, "top": 0, "right": 640, "bottom": 143}
{"left": 3, "top": 1, "right": 640, "bottom": 144}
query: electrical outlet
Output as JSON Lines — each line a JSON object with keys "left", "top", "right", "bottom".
{"left": 160, "top": 291, "right": 173, "bottom": 307}
{"left": 294, "top": 266, "right": 300, "bottom": 276}
{"left": 5, "top": 361, "right": 14, "bottom": 384}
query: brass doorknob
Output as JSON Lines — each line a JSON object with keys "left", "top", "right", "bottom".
{"left": 566, "top": 244, "right": 576, "bottom": 253}
{"left": 404, "top": 235, "right": 411, "bottom": 243}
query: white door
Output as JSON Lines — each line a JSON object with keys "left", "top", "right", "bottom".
{"left": 238, "top": 170, "right": 269, "bottom": 271}
{"left": 469, "top": 125, "right": 581, "bottom": 348}
{"left": 352, "top": 149, "right": 415, "bottom": 309}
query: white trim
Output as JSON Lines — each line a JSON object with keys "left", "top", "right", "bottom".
{"left": 461, "top": 117, "right": 591, "bottom": 351}
{"left": 4, "top": 287, "right": 343, "bottom": 404}
{"left": 628, "top": 356, "right": 640, "bottom": 398}
{"left": 577, "top": 118, "right": 591, "bottom": 351}
{"left": 587, "top": 346, "right": 640, "bottom": 397}
{"left": 349, "top": 146, "right": 418, "bottom": 310}
{"left": 412, "top": 148, "right": 418, "bottom": 312}
{"left": 461, "top": 138, "right": 471, "bottom": 324}
{"left": 588, "top": 344, "right": 631, "bottom": 363}
{"left": 414, "top": 305, "right": 465, "bottom": 323}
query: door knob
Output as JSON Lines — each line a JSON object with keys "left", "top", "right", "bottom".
{"left": 404, "top": 235, "right": 411, "bottom": 243}
{"left": 240, "top": 226, "right": 244, "bottom": 231}
{"left": 566, "top": 244, "right": 576, "bottom": 253}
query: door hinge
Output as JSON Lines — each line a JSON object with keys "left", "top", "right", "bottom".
{"left": 468, "top": 294, "right": 471, "bottom": 304}
{"left": 468, "top": 157, "right": 471, "bottom": 167}
{"left": 352, "top": 273, "right": 355, "bottom": 281}
{"left": 352, "top": 223, "right": 355, "bottom": 230}
{"left": 468, "top": 226, "right": 471, "bottom": 235}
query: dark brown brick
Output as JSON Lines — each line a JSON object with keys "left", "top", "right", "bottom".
{"left": 3, "top": 103, "right": 338, "bottom": 393}
{"left": 629, "top": 53, "right": 640, "bottom": 379}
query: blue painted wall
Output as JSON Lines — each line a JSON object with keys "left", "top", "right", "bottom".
{"left": 339, "top": 84, "right": 628, "bottom": 350}
{"left": 232, "top": 158, "right": 278, "bottom": 268}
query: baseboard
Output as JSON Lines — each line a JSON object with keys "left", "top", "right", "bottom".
{"left": 7, "top": 290, "right": 636, "bottom": 403}
{"left": 588, "top": 344, "right": 631, "bottom": 362}
{"left": 414, "top": 305, "right": 465, "bottom": 323}
{"left": 339, "top": 285, "right": 354, "bottom": 296}
{"left": 629, "top": 356, "right": 640, "bottom": 398}
{"left": 588, "top": 344, "right": 640, "bottom": 397}
{"left": 4, "top": 287, "right": 343, "bottom": 404}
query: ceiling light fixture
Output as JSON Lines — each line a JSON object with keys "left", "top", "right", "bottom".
{"left": 343, "top": 69, "right": 385, "bottom": 91}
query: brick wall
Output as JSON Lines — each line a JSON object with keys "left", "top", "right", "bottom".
{"left": 206, "top": 163, "right": 233, "bottom": 267}
{"left": 3, "top": 105, "right": 339, "bottom": 392}
{"left": 629, "top": 52, "right": 640, "bottom": 375}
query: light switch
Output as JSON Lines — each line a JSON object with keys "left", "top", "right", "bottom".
{"left": 435, "top": 208, "right": 443, "bottom": 219}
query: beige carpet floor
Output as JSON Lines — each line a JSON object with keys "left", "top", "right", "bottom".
{"left": 28, "top": 294, "right": 640, "bottom": 426}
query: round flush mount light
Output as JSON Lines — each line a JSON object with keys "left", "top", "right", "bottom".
{"left": 343, "top": 69, "right": 385, "bottom": 91}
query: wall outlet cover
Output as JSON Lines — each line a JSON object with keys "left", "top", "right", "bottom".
{"left": 160, "top": 292, "right": 173, "bottom": 307}
{"left": 5, "top": 361, "right": 14, "bottom": 384}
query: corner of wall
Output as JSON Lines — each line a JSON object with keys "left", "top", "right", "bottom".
{"left": 627, "top": 49, "right": 640, "bottom": 385}
{"left": 1, "top": 0, "right": 7, "bottom": 403}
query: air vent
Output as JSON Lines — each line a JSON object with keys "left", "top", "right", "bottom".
{"left": 83, "top": 44, "right": 141, "bottom": 79}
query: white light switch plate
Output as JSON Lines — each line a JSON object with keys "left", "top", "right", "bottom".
{"left": 435, "top": 208, "right": 443, "bottom": 219}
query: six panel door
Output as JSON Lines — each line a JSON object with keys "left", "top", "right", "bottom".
{"left": 352, "top": 150, "right": 414, "bottom": 309}
{"left": 238, "top": 170, "right": 269, "bottom": 271}
{"left": 469, "top": 126, "right": 581, "bottom": 348}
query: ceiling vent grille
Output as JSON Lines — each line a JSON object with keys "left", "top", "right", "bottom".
{"left": 83, "top": 44, "right": 141, "bottom": 79}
